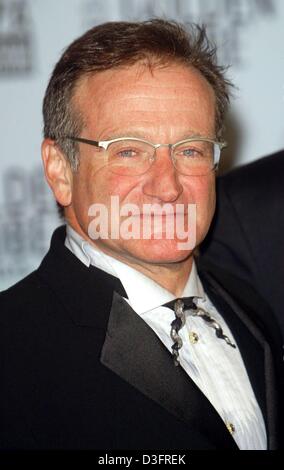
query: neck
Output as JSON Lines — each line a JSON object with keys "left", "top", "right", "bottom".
{"left": 118, "top": 256, "right": 194, "bottom": 296}
{"left": 95, "top": 243, "right": 193, "bottom": 297}
{"left": 66, "top": 217, "right": 193, "bottom": 297}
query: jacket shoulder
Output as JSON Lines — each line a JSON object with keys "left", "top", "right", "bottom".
{"left": 0, "top": 270, "right": 54, "bottom": 327}
{"left": 219, "top": 150, "right": 284, "bottom": 197}
{"left": 197, "top": 259, "right": 283, "bottom": 351}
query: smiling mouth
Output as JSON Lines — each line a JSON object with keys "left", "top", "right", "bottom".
{"left": 117, "top": 210, "right": 190, "bottom": 221}
{"left": 138, "top": 212, "right": 189, "bottom": 217}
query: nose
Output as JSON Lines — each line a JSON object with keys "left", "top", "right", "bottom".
{"left": 142, "top": 146, "right": 183, "bottom": 202}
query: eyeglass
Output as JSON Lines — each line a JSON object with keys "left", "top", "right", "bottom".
{"left": 63, "top": 135, "right": 227, "bottom": 176}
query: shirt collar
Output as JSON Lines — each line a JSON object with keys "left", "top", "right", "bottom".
{"left": 65, "top": 224, "right": 205, "bottom": 314}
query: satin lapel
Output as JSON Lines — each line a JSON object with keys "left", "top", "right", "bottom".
{"left": 100, "top": 292, "right": 237, "bottom": 449}
{"left": 200, "top": 271, "right": 278, "bottom": 450}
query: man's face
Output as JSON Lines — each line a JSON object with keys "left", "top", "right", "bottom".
{"left": 68, "top": 62, "right": 217, "bottom": 267}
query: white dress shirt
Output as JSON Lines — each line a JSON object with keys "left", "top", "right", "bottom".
{"left": 65, "top": 225, "right": 267, "bottom": 449}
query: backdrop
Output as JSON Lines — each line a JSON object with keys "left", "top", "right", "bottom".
{"left": 0, "top": 0, "right": 283, "bottom": 290}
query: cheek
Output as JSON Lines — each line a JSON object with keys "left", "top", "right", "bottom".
{"left": 198, "top": 180, "right": 216, "bottom": 236}
{"left": 200, "top": 176, "right": 215, "bottom": 207}
{"left": 74, "top": 162, "right": 142, "bottom": 208}
{"left": 185, "top": 175, "right": 216, "bottom": 223}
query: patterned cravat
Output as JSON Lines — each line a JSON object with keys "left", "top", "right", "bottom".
{"left": 164, "top": 297, "right": 236, "bottom": 366}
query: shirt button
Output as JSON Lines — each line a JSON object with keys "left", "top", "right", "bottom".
{"left": 226, "top": 422, "right": 235, "bottom": 435}
{"left": 189, "top": 331, "right": 199, "bottom": 344}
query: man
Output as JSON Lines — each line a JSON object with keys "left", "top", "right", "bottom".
{"left": 201, "top": 151, "right": 284, "bottom": 338}
{"left": 0, "top": 20, "right": 283, "bottom": 450}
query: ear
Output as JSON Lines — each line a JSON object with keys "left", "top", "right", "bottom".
{"left": 41, "top": 139, "right": 73, "bottom": 207}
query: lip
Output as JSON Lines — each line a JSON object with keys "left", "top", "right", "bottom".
{"left": 138, "top": 212, "right": 188, "bottom": 217}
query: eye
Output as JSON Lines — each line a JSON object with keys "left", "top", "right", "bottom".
{"left": 116, "top": 148, "right": 138, "bottom": 158}
{"left": 183, "top": 148, "right": 199, "bottom": 157}
{"left": 178, "top": 147, "right": 203, "bottom": 158}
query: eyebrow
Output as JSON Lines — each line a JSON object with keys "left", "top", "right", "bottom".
{"left": 99, "top": 130, "right": 209, "bottom": 141}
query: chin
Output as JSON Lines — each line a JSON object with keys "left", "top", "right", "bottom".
{"left": 122, "top": 238, "right": 194, "bottom": 265}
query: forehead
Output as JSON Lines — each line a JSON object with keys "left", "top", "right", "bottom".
{"left": 73, "top": 62, "right": 216, "bottom": 138}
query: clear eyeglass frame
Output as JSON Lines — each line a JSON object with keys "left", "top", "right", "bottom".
{"left": 62, "top": 135, "right": 227, "bottom": 176}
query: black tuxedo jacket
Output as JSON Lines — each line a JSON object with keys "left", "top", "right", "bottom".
{"left": 201, "top": 151, "right": 284, "bottom": 338}
{"left": 0, "top": 226, "right": 283, "bottom": 450}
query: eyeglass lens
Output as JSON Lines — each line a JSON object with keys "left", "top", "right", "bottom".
{"left": 105, "top": 139, "right": 218, "bottom": 176}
